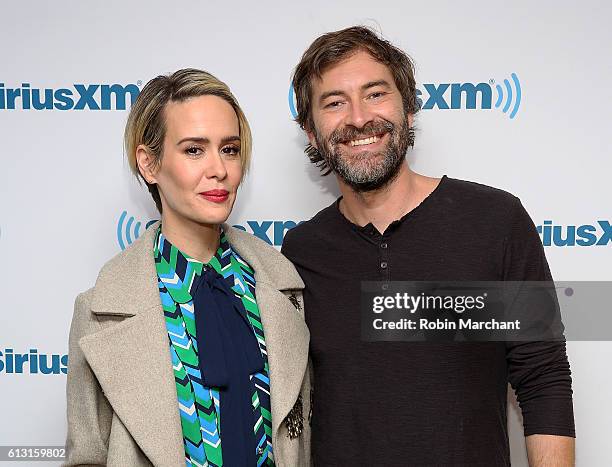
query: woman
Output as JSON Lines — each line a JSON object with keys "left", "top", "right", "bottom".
{"left": 64, "top": 69, "right": 310, "bottom": 467}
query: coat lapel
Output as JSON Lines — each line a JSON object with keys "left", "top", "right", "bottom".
{"left": 79, "top": 223, "right": 185, "bottom": 467}
{"left": 254, "top": 282, "right": 309, "bottom": 441}
{"left": 224, "top": 226, "right": 310, "bottom": 445}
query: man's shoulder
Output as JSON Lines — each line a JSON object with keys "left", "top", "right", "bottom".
{"left": 443, "top": 176, "right": 521, "bottom": 214}
{"left": 286, "top": 201, "right": 339, "bottom": 240}
{"left": 282, "top": 200, "right": 339, "bottom": 254}
{"left": 445, "top": 176, "right": 519, "bottom": 202}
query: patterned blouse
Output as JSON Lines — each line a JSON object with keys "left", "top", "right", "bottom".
{"left": 154, "top": 227, "right": 274, "bottom": 466}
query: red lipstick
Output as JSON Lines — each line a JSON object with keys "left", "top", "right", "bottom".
{"left": 199, "top": 189, "right": 229, "bottom": 203}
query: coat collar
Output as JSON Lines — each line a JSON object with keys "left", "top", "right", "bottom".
{"left": 81, "top": 222, "right": 308, "bottom": 467}
{"left": 90, "top": 222, "right": 304, "bottom": 317}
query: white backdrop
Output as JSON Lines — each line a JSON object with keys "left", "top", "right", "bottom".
{"left": 1, "top": 1, "right": 610, "bottom": 465}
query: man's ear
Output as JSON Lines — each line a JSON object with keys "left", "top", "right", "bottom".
{"left": 407, "top": 113, "right": 415, "bottom": 128}
{"left": 305, "top": 127, "right": 318, "bottom": 149}
{"left": 135, "top": 145, "right": 158, "bottom": 184}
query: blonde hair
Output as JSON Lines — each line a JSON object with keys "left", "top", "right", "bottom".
{"left": 124, "top": 68, "right": 252, "bottom": 212}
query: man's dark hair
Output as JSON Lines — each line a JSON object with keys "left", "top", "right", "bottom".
{"left": 292, "top": 26, "right": 419, "bottom": 174}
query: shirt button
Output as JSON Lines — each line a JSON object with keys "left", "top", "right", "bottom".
{"left": 381, "top": 243, "right": 388, "bottom": 249}
{"left": 381, "top": 261, "right": 388, "bottom": 269}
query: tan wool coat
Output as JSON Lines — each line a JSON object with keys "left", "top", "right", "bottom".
{"left": 63, "top": 223, "right": 311, "bottom": 466}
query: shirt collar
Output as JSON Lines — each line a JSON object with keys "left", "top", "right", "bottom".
{"left": 333, "top": 174, "right": 450, "bottom": 237}
{"left": 155, "top": 226, "right": 245, "bottom": 304}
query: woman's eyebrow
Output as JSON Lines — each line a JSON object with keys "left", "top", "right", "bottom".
{"left": 176, "top": 135, "right": 240, "bottom": 145}
{"left": 176, "top": 136, "right": 209, "bottom": 145}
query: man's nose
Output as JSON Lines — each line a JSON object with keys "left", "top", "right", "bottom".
{"left": 345, "top": 100, "right": 373, "bottom": 129}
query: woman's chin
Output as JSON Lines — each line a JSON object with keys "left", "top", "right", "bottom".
{"left": 162, "top": 200, "right": 235, "bottom": 228}
{"left": 195, "top": 212, "right": 232, "bottom": 227}
{"left": 205, "top": 206, "right": 236, "bottom": 225}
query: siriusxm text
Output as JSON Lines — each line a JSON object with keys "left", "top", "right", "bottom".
{"left": 0, "top": 348, "right": 68, "bottom": 374}
{"left": 416, "top": 82, "right": 493, "bottom": 110}
{"left": 0, "top": 83, "right": 140, "bottom": 110}
{"left": 537, "top": 221, "right": 611, "bottom": 247}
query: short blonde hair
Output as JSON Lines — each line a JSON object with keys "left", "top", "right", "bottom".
{"left": 124, "top": 68, "right": 252, "bottom": 212}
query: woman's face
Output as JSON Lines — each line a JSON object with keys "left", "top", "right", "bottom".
{"left": 148, "top": 95, "right": 243, "bottom": 228}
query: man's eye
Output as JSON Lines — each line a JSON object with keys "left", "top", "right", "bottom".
{"left": 369, "top": 91, "right": 386, "bottom": 99}
{"left": 325, "top": 100, "right": 343, "bottom": 109}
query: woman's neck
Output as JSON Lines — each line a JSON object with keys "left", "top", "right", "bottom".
{"left": 160, "top": 211, "right": 221, "bottom": 263}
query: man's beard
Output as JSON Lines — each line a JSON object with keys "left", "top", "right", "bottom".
{"left": 314, "top": 117, "right": 411, "bottom": 193}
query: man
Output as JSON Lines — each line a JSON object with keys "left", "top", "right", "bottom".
{"left": 282, "top": 26, "right": 575, "bottom": 466}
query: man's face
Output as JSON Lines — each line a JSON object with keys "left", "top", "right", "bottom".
{"left": 307, "top": 50, "right": 414, "bottom": 192}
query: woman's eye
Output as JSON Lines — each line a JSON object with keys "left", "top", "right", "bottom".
{"left": 222, "top": 145, "right": 240, "bottom": 157}
{"left": 185, "top": 146, "right": 203, "bottom": 156}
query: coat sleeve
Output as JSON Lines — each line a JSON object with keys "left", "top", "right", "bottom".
{"left": 63, "top": 290, "right": 113, "bottom": 466}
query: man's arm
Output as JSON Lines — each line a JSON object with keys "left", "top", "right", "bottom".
{"left": 526, "top": 434, "right": 575, "bottom": 467}
{"left": 501, "top": 197, "right": 576, "bottom": 466}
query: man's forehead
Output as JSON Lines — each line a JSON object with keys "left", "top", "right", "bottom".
{"left": 312, "top": 50, "right": 394, "bottom": 92}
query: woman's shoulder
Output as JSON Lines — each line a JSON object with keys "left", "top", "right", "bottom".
{"left": 76, "top": 223, "right": 160, "bottom": 321}
{"left": 68, "top": 287, "right": 102, "bottom": 346}
{"left": 223, "top": 224, "right": 304, "bottom": 290}
{"left": 71, "top": 241, "right": 142, "bottom": 322}
{"left": 99, "top": 223, "right": 158, "bottom": 281}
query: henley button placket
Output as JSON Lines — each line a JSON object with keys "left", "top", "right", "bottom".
{"left": 380, "top": 237, "right": 390, "bottom": 280}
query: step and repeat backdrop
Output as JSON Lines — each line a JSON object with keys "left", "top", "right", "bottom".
{"left": 1, "top": 1, "right": 610, "bottom": 465}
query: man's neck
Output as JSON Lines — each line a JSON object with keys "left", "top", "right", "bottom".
{"left": 337, "top": 163, "right": 442, "bottom": 234}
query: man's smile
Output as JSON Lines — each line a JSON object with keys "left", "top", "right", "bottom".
{"left": 338, "top": 132, "right": 389, "bottom": 152}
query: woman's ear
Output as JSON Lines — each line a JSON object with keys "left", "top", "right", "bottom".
{"left": 135, "top": 145, "right": 158, "bottom": 184}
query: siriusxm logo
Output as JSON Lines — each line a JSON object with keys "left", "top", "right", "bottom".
{"left": 117, "top": 211, "right": 158, "bottom": 250}
{"left": 0, "top": 348, "right": 68, "bottom": 375}
{"left": 289, "top": 73, "right": 521, "bottom": 120}
{"left": 537, "top": 221, "right": 612, "bottom": 247}
{"left": 117, "top": 211, "right": 304, "bottom": 250}
{"left": 416, "top": 73, "right": 521, "bottom": 119}
{"left": 0, "top": 82, "right": 141, "bottom": 110}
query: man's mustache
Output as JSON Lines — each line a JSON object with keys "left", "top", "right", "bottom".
{"left": 329, "top": 120, "right": 395, "bottom": 145}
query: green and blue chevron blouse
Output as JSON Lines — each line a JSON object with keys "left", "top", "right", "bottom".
{"left": 154, "top": 227, "right": 274, "bottom": 467}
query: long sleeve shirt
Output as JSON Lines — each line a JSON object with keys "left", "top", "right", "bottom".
{"left": 282, "top": 175, "right": 574, "bottom": 467}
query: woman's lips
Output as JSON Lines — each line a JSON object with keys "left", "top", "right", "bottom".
{"left": 199, "top": 189, "right": 229, "bottom": 203}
